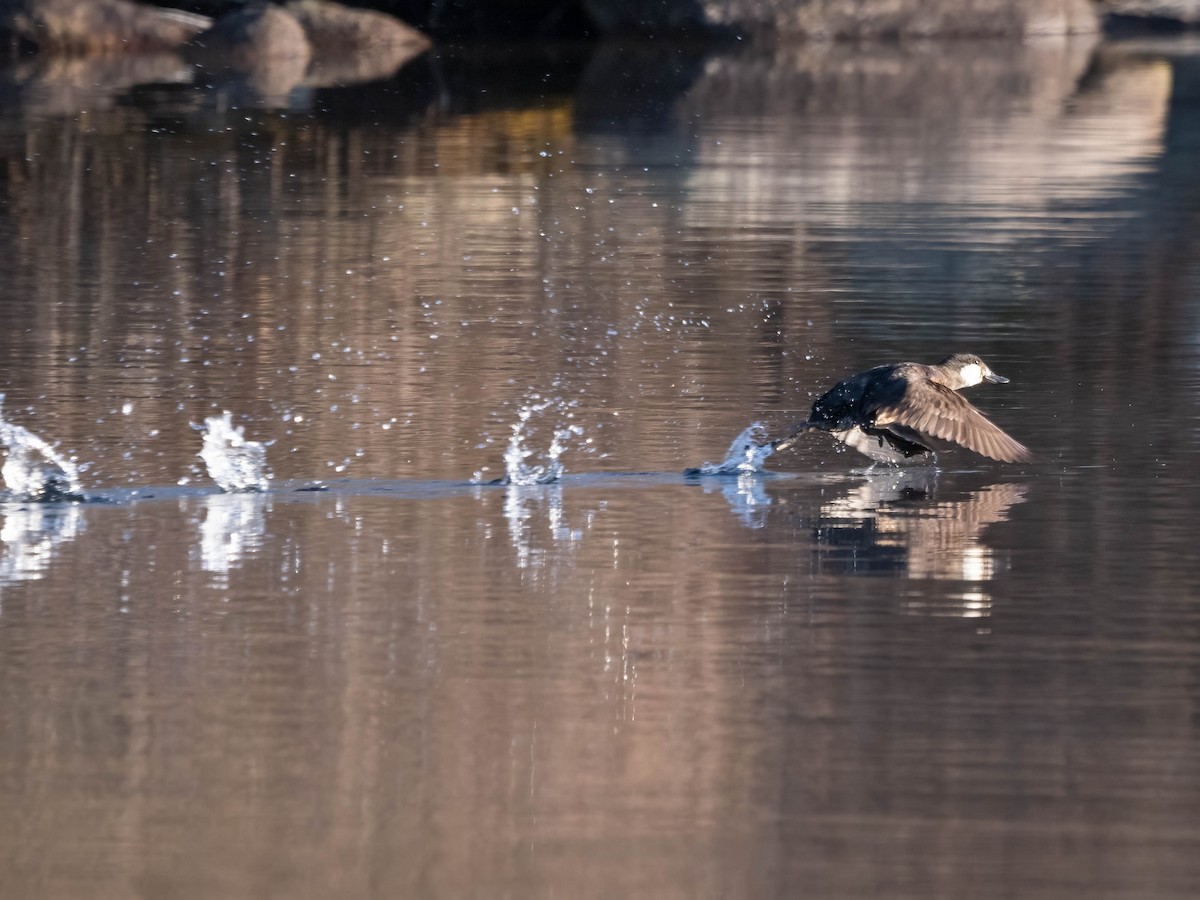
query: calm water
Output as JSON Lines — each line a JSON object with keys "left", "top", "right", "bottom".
{"left": 2, "top": 33, "right": 1200, "bottom": 900}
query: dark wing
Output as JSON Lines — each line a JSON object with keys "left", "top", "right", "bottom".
{"left": 869, "top": 381, "right": 1034, "bottom": 463}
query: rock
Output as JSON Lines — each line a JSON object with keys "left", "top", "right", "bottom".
{"left": 284, "top": 0, "right": 430, "bottom": 85}
{"left": 1103, "top": 0, "right": 1200, "bottom": 27}
{"left": 187, "top": 1, "right": 433, "bottom": 90}
{"left": 187, "top": 4, "right": 311, "bottom": 105}
{"left": 285, "top": 0, "right": 430, "bottom": 57}
{"left": 582, "top": 0, "right": 1100, "bottom": 38}
{"left": 0, "top": 0, "right": 210, "bottom": 55}
{"left": 188, "top": 3, "right": 312, "bottom": 69}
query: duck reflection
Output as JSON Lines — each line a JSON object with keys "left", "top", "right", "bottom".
{"left": 813, "top": 470, "right": 1029, "bottom": 618}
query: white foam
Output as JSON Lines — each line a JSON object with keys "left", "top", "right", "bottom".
{"left": 480, "top": 397, "right": 583, "bottom": 486}
{"left": 690, "top": 423, "right": 775, "bottom": 476}
{"left": 198, "top": 412, "right": 271, "bottom": 493}
{"left": 0, "top": 394, "right": 84, "bottom": 501}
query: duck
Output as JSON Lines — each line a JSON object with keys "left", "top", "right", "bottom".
{"left": 772, "top": 353, "right": 1033, "bottom": 464}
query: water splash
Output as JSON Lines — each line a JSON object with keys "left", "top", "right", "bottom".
{"left": 198, "top": 412, "right": 271, "bottom": 493}
{"left": 685, "top": 422, "right": 775, "bottom": 476}
{"left": 0, "top": 394, "right": 84, "bottom": 501}
{"left": 477, "top": 397, "right": 584, "bottom": 485}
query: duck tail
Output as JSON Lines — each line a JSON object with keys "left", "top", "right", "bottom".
{"left": 771, "top": 422, "right": 817, "bottom": 452}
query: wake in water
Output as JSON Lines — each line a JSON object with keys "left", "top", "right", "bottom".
{"left": 0, "top": 394, "right": 84, "bottom": 501}
{"left": 684, "top": 423, "right": 776, "bottom": 476}
{"left": 198, "top": 412, "right": 271, "bottom": 493}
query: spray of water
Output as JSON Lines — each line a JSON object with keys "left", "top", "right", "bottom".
{"left": 685, "top": 423, "right": 775, "bottom": 476}
{"left": 198, "top": 412, "right": 271, "bottom": 493}
{"left": 0, "top": 394, "right": 84, "bottom": 501}
{"left": 476, "top": 396, "right": 584, "bottom": 486}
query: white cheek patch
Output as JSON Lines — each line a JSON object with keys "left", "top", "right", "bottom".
{"left": 959, "top": 363, "right": 982, "bottom": 386}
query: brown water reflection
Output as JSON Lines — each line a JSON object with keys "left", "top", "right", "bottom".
{"left": 1, "top": 470, "right": 1196, "bottom": 899}
{"left": 2, "top": 32, "right": 1200, "bottom": 900}
{"left": 812, "top": 471, "right": 1029, "bottom": 615}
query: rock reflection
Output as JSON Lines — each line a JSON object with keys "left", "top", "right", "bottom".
{"left": 0, "top": 10, "right": 431, "bottom": 116}
{"left": 0, "top": 502, "right": 84, "bottom": 589}
{"left": 0, "top": 53, "right": 192, "bottom": 119}
{"left": 814, "top": 471, "right": 1029, "bottom": 617}
{"left": 675, "top": 39, "right": 1169, "bottom": 268}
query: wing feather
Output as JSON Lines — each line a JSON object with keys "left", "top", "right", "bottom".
{"left": 869, "top": 381, "right": 1033, "bottom": 463}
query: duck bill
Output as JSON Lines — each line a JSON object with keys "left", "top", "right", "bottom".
{"left": 985, "top": 373, "right": 1009, "bottom": 384}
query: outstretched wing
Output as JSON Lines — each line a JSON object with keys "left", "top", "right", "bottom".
{"left": 870, "top": 381, "right": 1034, "bottom": 463}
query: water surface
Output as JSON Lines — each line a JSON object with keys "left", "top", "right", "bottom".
{"left": 1, "top": 33, "right": 1199, "bottom": 900}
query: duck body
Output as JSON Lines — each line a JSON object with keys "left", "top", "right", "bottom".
{"left": 775, "top": 354, "right": 1033, "bottom": 464}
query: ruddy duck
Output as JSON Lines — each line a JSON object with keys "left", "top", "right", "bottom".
{"left": 773, "top": 354, "right": 1033, "bottom": 464}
